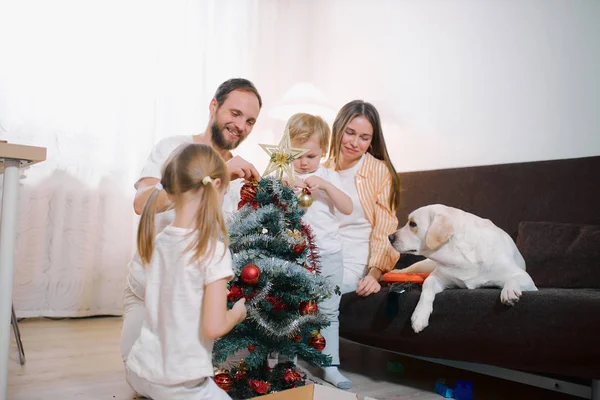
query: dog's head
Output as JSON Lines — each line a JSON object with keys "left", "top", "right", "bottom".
{"left": 388, "top": 204, "right": 455, "bottom": 255}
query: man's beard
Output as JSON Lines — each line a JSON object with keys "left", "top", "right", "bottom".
{"left": 211, "top": 122, "right": 243, "bottom": 151}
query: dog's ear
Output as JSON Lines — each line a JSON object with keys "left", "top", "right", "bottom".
{"left": 425, "top": 213, "right": 453, "bottom": 250}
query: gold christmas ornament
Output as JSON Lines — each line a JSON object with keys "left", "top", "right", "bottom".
{"left": 286, "top": 229, "right": 303, "bottom": 240}
{"left": 238, "top": 359, "right": 249, "bottom": 372}
{"left": 260, "top": 128, "right": 308, "bottom": 181}
{"left": 214, "top": 368, "right": 229, "bottom": 375}
{"left": 297, "top": 188, "right": 313, "bottom": 209}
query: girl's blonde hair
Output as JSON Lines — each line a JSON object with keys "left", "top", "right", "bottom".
{"left": 326, "top": 100, "right": 400, "bottom": 211}
{"left": 285, "top": 113, "right": 331, "bottom": 154}
{"left": 137, "top": 143, "right": 230, "bottom": 265}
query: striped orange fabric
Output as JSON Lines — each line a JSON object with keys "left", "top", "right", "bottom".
{"left": 355, "top": 153, "right": 400, "bottom": 273}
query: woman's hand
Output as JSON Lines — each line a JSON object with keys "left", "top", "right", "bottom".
{"left": 356, "top": 268, "right": 382, "bottom": 297}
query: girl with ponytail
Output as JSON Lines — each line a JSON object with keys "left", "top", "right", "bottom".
{"left": 125, "top": 143, "right": 246, "bottom": 400}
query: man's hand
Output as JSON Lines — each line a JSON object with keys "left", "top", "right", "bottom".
{"left": 356, "top": 268, "right": 383, "bottom": 297}
{"left": 227, "top": 156, "right": 261, "bottom": 181}
{"left": 133, "top": 177, "right": 170, "bottom": 215}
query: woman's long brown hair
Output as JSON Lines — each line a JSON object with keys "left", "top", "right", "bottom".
{"left": 327, "top": 100, "right": 400, "bottom": 211}
{"left": 137, "top": 143, "right": 230, "bottom": 266}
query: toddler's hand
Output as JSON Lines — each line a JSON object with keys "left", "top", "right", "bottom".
{"left": 284, "top": 177, "right": 306, "bottom": 189}
{"left": 304, "top": 176, "right": 327, "bottom": 192}
{"left": 232, "top": 297, "right": 247, "bottom": 323}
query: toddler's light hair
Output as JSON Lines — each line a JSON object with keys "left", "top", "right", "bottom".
{"left": 285, "top": 113, "right": 330, "bottom": 154}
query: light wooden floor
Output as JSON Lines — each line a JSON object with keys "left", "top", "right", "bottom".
{"left": 7, "top": 317, "right": 579, "bottom": 400}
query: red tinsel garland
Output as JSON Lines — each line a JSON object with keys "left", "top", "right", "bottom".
{"left": 299, "top": 221, "right": 321, "bottom": 274}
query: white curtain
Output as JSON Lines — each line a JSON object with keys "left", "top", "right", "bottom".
{"left": 1, "top": 0, "right": 599, "bottom": 316}
{"left": 0, "top": 0, "right": 316, "bottom": 317}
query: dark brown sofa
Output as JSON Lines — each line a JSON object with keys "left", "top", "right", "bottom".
{"left": 339, "top": 156, "right": 600, "bottom": 395}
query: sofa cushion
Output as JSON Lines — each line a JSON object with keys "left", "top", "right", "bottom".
{"left": 339, "top": 287, "right": 600, "bottom": 379}
{"left": 516, "top": 221, "right": 600, "bottom": 289}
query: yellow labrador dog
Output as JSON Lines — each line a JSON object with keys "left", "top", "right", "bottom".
{"left": 388, "top": 204, "right": 537, "bottom": 333}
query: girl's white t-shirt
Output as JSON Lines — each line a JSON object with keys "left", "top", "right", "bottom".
{"left": 126, "top": 227, "right": 233, "bottom": 385}
{"left": 295, "top": 165, "right": 345, "bottom": 256}
{"left": 128, "top": 135, "right": 242, "bottom": 298}
{"left": 335, "top": 155, "right": 372, "bottom": 274}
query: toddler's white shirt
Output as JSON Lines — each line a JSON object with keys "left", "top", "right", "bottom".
{"left": 296, "top": 165, "right": 345, "bottom": 256}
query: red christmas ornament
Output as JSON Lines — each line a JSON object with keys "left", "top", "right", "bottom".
{"left": 213, "top": 369, "right": 233, "bottom": 392}
{"left": 234, "top": 370, "right": 246, "bottom": 381}
{"left": 238, "top": 181, "right": 259, "bottom": 210}
{"left": 294, "top": 241, "right": 307, "bottom": 254}
{"left": 227, "top": 285, "right": 243, "bottom": 302}
{"left": 283, "top": 368, "right": 303, "bottom": 386}
{"left": 291, "top": 333, "right": 303, "bottom": 342}
{"left": 241, "top": 264, "right": 261, "bottom": 285}
{"left": 299, "top": 300, "right": 318, "bottom": 315}
{"left": 248, "top": 344, "right": 256, "bottom": 352}
{"left": 267, "top": 294, "right": 286, "bottom": 312}
{"left": 309, "top": 331, "right": 326, "bottom": 352}
{"left": 249, "top": 379, "right": 271, "bottom": 394}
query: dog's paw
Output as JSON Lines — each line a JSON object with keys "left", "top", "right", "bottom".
{"left": 411, "top": 308, "right": 431, "bottom": 333}
{"left": 501, "top": 284, "right": 522, "bottom": 306}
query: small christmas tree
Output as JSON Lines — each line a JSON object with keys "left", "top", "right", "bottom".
{"left": 212, "top": 177, "right": 335, "bottom": 398}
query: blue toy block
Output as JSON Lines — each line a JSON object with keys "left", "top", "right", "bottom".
{"left": 434, "top": 382, "right": 454, "bottom": 398}
{"left": 454, "top": 380, "right": 473, "bottom": 400}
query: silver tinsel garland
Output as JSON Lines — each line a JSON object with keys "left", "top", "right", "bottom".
{"left": 231, "top": 253, "right": 333, "bottom": 302}
{"left": 243, "top": 279, "right": 328, "bottom": 339}
{"left": 247, "top": 282, "right": 272, "bottom": 306}
{"left": 228, "top": 204, "right": 286, "bottom": 238}
{"left": 247, "top": 303, "right": 328, "bottom": 339}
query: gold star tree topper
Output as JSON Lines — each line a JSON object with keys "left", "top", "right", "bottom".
{"left": 259, "top": 128, "right": 308, "bottom": 181}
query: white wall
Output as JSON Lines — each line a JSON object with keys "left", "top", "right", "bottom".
{"left": 310, "top": 0, "right": 600, "bottom": 172}
{"left": 2, "top": 0, "right": 598, "bottom": 316}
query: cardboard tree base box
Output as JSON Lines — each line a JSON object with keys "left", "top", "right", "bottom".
{"left": 252, "top": 383, "right": 358, "bottom": 400}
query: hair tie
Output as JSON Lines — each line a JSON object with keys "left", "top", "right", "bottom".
{"left": 202, "top": 176, "right": 213, "bottom": 185}
{"left": 155, "top": 182, "right": 164, "bottom": 191}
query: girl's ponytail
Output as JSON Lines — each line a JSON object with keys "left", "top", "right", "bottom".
{"left": 145, "top": 143, "right": 229, "bottom": 265}
{"left": 189, "top": 176, "right": 228, "bottom": 264}
{"left": 138, "top": 185, "right": 161, "bottom": 265}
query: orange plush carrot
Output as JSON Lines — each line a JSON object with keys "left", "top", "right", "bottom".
{"left": 381, "top": 272, "right": 430, "bottom": 284}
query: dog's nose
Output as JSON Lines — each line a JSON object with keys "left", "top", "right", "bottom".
{"left": 388, "top": 233, "right": 396, "bottom": 243}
